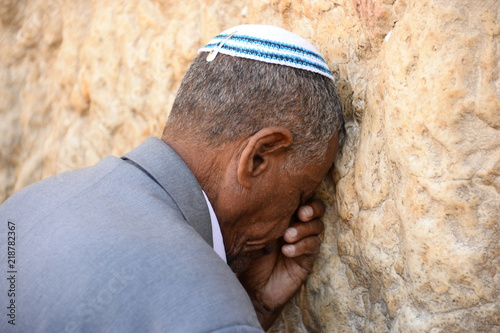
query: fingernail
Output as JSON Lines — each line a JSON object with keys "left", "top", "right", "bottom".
{"left": 283, "top": 245, "right": 295, "bottom": 256}
{"left": 286, "top": 227, "right": 297, "bottom": 238}
{"left": 302, "top": 205, "right": 313, "bottom": 218}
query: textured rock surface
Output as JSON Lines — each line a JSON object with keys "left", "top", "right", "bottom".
{"left": 1, "top": 0, "right": 498, "bottom": 332}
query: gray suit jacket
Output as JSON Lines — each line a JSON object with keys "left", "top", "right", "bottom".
{"left": 0, "top": 137, "right": 263, "bottom": 333}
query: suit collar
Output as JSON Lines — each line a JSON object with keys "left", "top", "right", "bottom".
{"left": 122, "top": 137, "right": 213, "bottom": 247}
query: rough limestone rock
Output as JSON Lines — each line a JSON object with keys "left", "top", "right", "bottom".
{"left": 0, "top": 0, "right": 498, "bottom": 332}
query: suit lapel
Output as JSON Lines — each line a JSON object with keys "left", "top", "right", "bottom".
{"left": 122, "top": 137, "right": 213, "bottom": 247}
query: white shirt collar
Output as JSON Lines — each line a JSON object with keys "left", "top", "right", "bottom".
{"left": 202, "top": 191, "right": 227, "bottom": 262}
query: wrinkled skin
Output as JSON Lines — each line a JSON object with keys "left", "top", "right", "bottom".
{"left": 165, "top": 127, "right": 339, "bottom": 330}
{"left": 238, "top": 200, "right": 327, "bottom": 330}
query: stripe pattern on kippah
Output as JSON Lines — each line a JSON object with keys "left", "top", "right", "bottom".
{"left": 199, "top": 25, "right": 334, "bottom": 81}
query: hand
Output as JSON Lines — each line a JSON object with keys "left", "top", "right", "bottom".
{"left": 238, "top": 199, "right": 325, "bottom": 330}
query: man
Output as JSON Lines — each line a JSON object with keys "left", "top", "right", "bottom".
{"left": 0, "top": 25, "right": 343, "bottom": 332}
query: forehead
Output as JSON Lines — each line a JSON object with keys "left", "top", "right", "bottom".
{"left": 304, "top": 134, "right": 339, "bottom": 173}
{"left": 292, "top": 135, "right": 340, "bottom": 195}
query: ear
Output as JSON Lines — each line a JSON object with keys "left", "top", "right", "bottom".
{"left": 237, "top": 126, "right": 293, "bottom": 188}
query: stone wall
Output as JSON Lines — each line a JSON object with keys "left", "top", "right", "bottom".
{"left": 1, "top": 0, "right": 498, "bottom": 332}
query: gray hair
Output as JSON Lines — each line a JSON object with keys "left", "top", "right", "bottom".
{"left": 164, "top": 53, "right": 343, "bottom": 165}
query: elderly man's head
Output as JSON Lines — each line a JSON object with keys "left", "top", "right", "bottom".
{"left": 162, "top": 25, "right": 343, "bottom": 272}
{"left": 165, "top": 53, "right": 342, "bottom": 168}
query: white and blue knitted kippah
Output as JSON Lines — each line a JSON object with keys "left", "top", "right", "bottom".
{"left": 199, "top": 24, "right": 334, "bottom": 81}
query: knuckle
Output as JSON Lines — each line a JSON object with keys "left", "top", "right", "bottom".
{"left": 309, "top": 219, "right": 324, "bottom": 234}
{"left": 304, "top": 235, "right": 321, "bottom": 249}
{"left": 308, "top": 236, "right": 321, "bottom": 252}
{"left": 317, "top": 219, "right": 325, "bottom": 231}
{"left": 311, "top": 200, "right": 326, "bottom": 217}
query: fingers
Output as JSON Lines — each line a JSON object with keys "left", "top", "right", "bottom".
{"left": 296, "top": 199, "right": 325, "bottom": 222}
{"left": 282, "top": 235, "right": 321, "bottom": 258}
{"left": 281, "top": 199, "right": 326, "bottom": 258}
{"left": 283, "top": 218, "right": 324, "bottom": 243}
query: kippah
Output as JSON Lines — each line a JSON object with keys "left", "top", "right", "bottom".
{"left": 199, "top": 24, "right": 334, "bottom": 81}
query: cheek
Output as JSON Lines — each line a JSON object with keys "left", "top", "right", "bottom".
{"left": 248, "top": 210, "right": 294, "bottom": 241}
{"left": 247, "top": 193, "right": 301, "bottom": 240}
{"left": 268, "top": 202, "right": 300, "bottom": 235}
